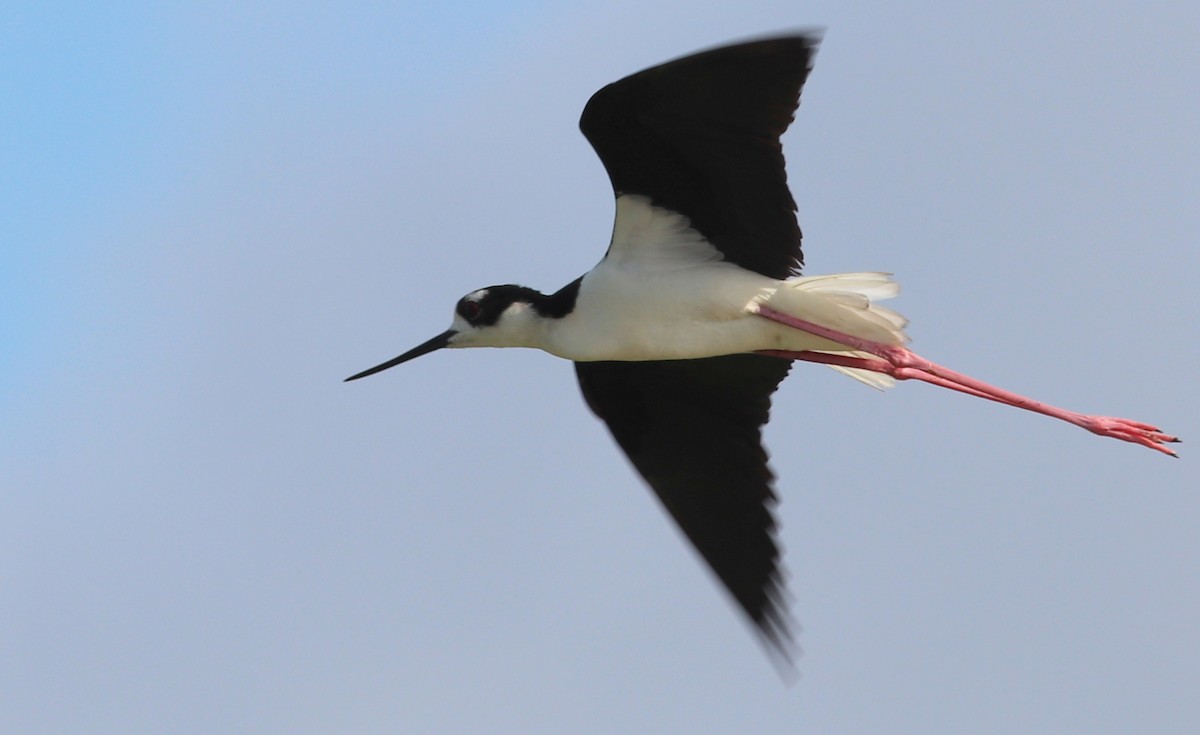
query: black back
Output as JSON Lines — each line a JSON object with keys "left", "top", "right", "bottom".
{"left": 580, "top": 34, "right": 819, "bottom": 279}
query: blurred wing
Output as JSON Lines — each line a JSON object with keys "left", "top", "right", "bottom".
{"left": 580, "top": 34, "right": 819, "bottom": 279}
{"left": 574, "top": 354, "right": 794, "bottom": 655}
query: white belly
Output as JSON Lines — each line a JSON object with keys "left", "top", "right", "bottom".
{"left": 543, "top": 262, "right": 901, "bottom": 362}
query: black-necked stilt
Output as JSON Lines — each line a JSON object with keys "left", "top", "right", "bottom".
{"left": 347, "top": 34, "right": 1177, "bottom": 659}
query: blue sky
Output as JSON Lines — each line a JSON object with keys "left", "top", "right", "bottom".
{"left": 4, "top": 2, "right": 1198, "bottom": 733}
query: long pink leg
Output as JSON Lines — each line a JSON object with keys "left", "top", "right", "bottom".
{"left": 754, "top": 305, "right": 1180, "bottom": 457}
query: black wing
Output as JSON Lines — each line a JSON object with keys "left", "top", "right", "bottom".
{"left": 575, "top": 355, "right": 795, "bottom": 656}
{"left": 579, "top": 34, "right": 819, "bottom": 280}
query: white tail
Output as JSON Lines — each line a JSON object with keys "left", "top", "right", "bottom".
{"left": 766, "top": 272, "right": 910, "bottom": 389}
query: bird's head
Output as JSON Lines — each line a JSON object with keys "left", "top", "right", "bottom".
{"left": 345, "top": 285, "right": 545, "bottom": 381}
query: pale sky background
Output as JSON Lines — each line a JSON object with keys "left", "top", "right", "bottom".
{"left": 4, "top": 2, "right": 1198, "bottom": 733}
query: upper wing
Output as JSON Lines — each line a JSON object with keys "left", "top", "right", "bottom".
{"left": 579, "top": 34, "right": 819, "bottom": 280}
{"left": 574, "top": 354, "right": 795, "bottom": 656}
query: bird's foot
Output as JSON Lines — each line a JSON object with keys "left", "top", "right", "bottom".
{"left": 1074, "top": 415, "right": 1180, "bottom": 457}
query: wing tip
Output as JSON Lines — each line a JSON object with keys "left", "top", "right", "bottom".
{"left": 752, "top": 584, "right": 801, "bottom": 678}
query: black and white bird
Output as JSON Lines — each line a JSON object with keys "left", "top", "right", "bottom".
{"left": 347, "top": 34, "right": 1177, "bottom": 659}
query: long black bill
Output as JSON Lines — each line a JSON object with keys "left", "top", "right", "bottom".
{"left": 344, "top": 330, "right": 457, "bottom": 382}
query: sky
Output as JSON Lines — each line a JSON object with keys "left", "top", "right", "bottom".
{"left": 3, "top": 1, "right": 1198, "bottom": 733}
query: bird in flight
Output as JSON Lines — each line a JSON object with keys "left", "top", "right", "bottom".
{"left": 347, "top": 34, "right": 1178, "bottom": 661}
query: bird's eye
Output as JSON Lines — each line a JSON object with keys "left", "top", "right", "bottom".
{"left": 458, "top": 299, "right": 482, "bottom": 322}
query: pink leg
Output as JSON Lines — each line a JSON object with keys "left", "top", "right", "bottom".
{"left": 754, "top": 305, "right": 1179, "bottom": 457}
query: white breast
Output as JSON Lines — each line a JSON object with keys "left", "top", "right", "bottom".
{"left": 538, "top": 195, "right": 909, "bottom": 379}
